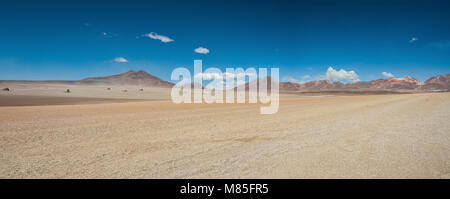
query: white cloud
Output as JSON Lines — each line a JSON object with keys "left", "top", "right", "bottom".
{"left": 321, "top": 66, "right": 360, "bottom": 83}
{"left": 302, "top": 75, "right": 312, "bottom": 80}
{"left": 409, "top": 37, "right": 418, "bottom": 43}
{"left": 114, "top": 57, "right": 128, "bottom": 63}
{"left": 195, "top": 72, "right": 256, "bottom": 80}
{"left": 204, "top": 79, "right": 248, "bottom": 90}
{"left": 145, "top": 32, "right": 174, "bottom": 43}
{"left": 194, "top": 47, "right": 210, "bottom": 54}
{"left": 195, "top": 72, "right": 251, "bottom": 90}
{"left": 195, "top": 73, "right": 222, "bottom": 80}
{"left": 223, "top": 72, "right": 255, "bottom": 79}
{"left": 382, "top": 72, "right": 394, "bottom": 78}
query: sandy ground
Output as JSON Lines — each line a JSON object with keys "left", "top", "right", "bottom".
{"left": 0, "top": 84, "right": 449, "bottom": 178}
{"left": 0, "top": 83, "right": 172, "bottom": 100}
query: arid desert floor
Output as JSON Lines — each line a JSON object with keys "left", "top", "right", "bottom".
{"left": 0, "top": 84, "right": 449, "bottom": 178}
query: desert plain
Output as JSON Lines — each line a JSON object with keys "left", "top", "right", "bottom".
{"left": 0, "top": 83, "right": 449, "bottom": 178}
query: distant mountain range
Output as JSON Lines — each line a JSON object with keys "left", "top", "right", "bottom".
{"left": 240, "top": 74, "right": 450, "bottom": 93}
{"left": 278, "top": 76, "right": 422, "bottom": 92}
{"left": 278, "top": 74, "right": 450, "bottom": 92}
{"left": 1, "top": 71, "right": 449, "bottom": 92}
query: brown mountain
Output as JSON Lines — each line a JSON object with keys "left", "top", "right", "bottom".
{"left": 301, "top": 80, "right": 345, "bottom": 90}
{"left": 422, "top": 74, "right": 450, "bottom": 90}
{"left": 79, "top": 70, "right": 174, "bottom": 88}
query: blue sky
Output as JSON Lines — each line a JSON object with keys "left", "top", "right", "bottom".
{"left": 1, "top": 0, "right": 450, "bottom": 82}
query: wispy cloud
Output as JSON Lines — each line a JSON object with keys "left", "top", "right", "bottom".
{"left": 114, "top": 57, "right": 128, "bottom": 63}
{"left": 282, "top": 76, "right": 300, "bottom": 83}
{"left": 432, "top": 40, "right": 450, "bottom": 50}
{"left": 102, "top": 32, "right": 118, "bottom": 38}
{"left": 194, "top": 47, "right": 210, "bottom": 54}
{"left": 282, "top": 75, "right": 312, "bottom": 84}
{"left": 145, "top": 32, "right": 174, "bottom": 43}
{"left": 320, "top": 66, "right": 360, "bottom": 83}
{"left": 382, "top": 72, "right": 394, "bottom": 78}
{"left": 409, "top": 37, "right": 418, "bottom": 43}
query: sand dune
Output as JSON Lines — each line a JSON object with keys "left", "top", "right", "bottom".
{"left": 1, "top": 88, "right": 449, "bottom": 178}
